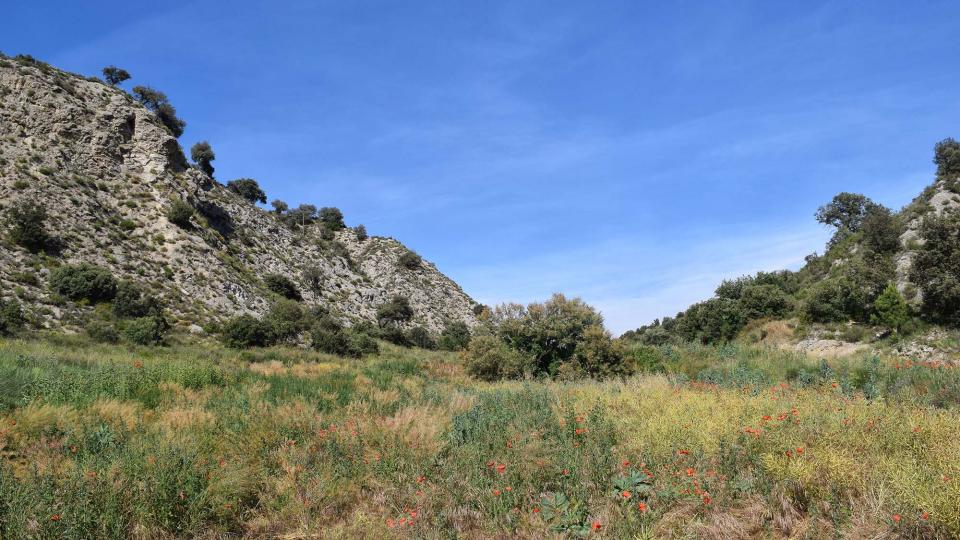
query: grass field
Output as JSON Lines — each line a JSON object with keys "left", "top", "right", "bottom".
{"left": 1, "top": 335, "right": 959, "bottom": 538}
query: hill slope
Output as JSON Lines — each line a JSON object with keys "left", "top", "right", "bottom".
{"left": 0, "top": 55, "right": 479, "bottom": 332}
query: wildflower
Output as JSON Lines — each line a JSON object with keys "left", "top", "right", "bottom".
{"left": 922, "top": 511, "right": 929, "bottom": 520}
{"left": 622, "top": 459, "right": 630, "bottom": 467}
{"left": 492, "top": 489, "right": 501, "bottom": 496}
{"left": 487, "top": 460, "right": 495, "bottom": 469}
{"left": 677, "top": 449, "right": 689, "bottom": 456}
{"left": 892, "top": 514, "right": 901, "bottom": 523}
{"left": 134, "top": 360, "right": 143, "bottom": 369}
{"left": 912, "top": 426, "right": 921, "bottom": 433}
{"left": 784, "top": 450, "right": 793, "bottom": 458}
{"left": 51, "top": 514, "right": 61, "bottom": 522}
{"left": 591, "top": 521, "right": 602, "bottom": 531}
{"left": 533, "top": 507, "right": 540, "bottom": 514}
{"left": 417, "top": 475, "right": 426, "bottom": 483}
{"left": 505, "top": 486, "right": 513, "bottom": 492}
{"left": 85, "top": 471, "right": 96, "bottom": 478}
{"left": 70, "top": 445, "right": 78, "bottom": 454}
{"left": 386, "top": 518, "right": 395, "bottom": 528}
{"left": 576, "top": 415, "right": 585, "bottom": 423}
{"left": 702, "top": 494, "right": 712, "bottom": 505}
{"left": 575, "top": 428, "right": 586, "bottom": 435}
{"left": 686, "top": 468, "right": 695, "bottom": 477}
{"left": 409, "top": 510, "right": 418, "bottom": 518}
{"left": 621, "top": 490, "right": 632, "bottom": 499}
{"left": 496, "top": 463, "right": 506, "bottom": 473}
{"left": 637, "top": 502, "right": 648, "bottom": 513}
{"left": 563, "top": 468, "right": 570, "bottom": 476}
{"left": 762, "top": 415, "right": 772, "bottom": 422}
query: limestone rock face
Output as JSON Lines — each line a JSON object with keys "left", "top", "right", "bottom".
{"left": 894, "top": 180, "right": 960, "bottom": 304}
{"left": 0, "top": 57, "right": 479, "bottom": 331}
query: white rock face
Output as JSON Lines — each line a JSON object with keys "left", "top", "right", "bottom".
{"left": 0, "top": 57, "right": 479, "bottom": 331}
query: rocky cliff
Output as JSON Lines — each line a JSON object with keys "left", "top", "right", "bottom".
{"left": 0, "top": 55, "right": 479, "bottom": 332}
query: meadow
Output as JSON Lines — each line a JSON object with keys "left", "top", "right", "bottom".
{"left": 1, "top": 335, "right": 959, "bottom": 539}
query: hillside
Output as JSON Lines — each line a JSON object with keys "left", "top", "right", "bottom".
{"left": 623, "top": 143, "right": 960, "bottom": 356}
{"left": 0, "top": 54, "right": 479, "bottom": 334}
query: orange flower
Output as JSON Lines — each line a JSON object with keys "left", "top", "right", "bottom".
{"left": 417, "top": 475, "right": 426, "bottom": 483}
{"left": 50, "top": 514, "right": 61, "bottom": 522}
{"left": 677, "top": 449, "right": 689, "bottom": 456}
{"left": 795, "top": 447, "right": 804, "bottom": 454}
{"left": 532, "top": 507, "right": 540, "bottom": 514}
{"left": 702, "top": 494, "right": 712, "bottom": 505}
{"left": 591, "top": 521, "right": 602, "bottom": 530}
{"left": 487, "top": 460, "right": 495, "bottom": 469}
{"left": 686, "top": 468, "right": 695, "bottom": 477}
{"left": 892, "top": 514, "right": 901, "bottom": 523}
{"left": 505, "top": 486, "right": 513, "bottom": 492}
{"left": 621, "top": 459, "right": 631, "bottom": 467}
{"left": 492, "top": 488, "right": 501, "bottom": 496}
{"left": 496, "top": 463, "right": 506, "bottom": 473}
{"left": 386, "top": 518, "right": 395, "bottom": 528}
{"left": 637, "top": 502, "right": 648, "bottom": 513}
{"left": 133, "top": 360, "right": 143, "bottom": 369}
{"left": 575, "top": 428, "right": 586, "bottom": 435}
{"left": 85, "top": 471, "right": 97, "bottom": 478}
{"left": 621, "top": 490, "right": 632, "bottom": 499}
{"left": 562, "top": 468, "right": 570, "bottom": 475}
{"left": 409, "top": 510, "right": 418, "bottom": 518}
{"left": 922, "top": 511, "right": 929, "bottom": 520}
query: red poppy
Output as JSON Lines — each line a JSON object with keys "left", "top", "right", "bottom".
{"left": 50, "top": 514, "right": 61, "bottom": 522}
{"left": 795, "top": 447, "right": 804, "bottom": 454}
{"left": 621, "top": 459, "right": 630, "bottom": 467}
{"left": 922, "top": 511, "right": 929, "bottom": 520}
{"left": 702, "top": 494, "right": 712, "bottom": 505}
{"left": 386, "top": 518, "right": 395, "bottom": 528}
{"left": 496, "top": 463, "right": 506, "bottom": 473}
{"left": 637, "top": 502, "right": 648, "bottom": 513}
{"left": 686, "top": 468, "right": 695, "bottom": 477}
{"left": 621, "top": 490, "right": 631, "bottom": 499}
{"left": 533, "top": 507, "right": 540, "bottom": 514}
{"left": 563, "top": 468, "right": 570, "bottom": 475}
{"left": 892, "top": 514, "right": 901, "bottom": 523}
{"left": 591, "top": 521, "right": 602, "bottom": 530}
{"left": 492, "top": 489, "right": 501, "bottom": 496}
{"left": 677, "top": 449, "right": 689, "bottom": 456}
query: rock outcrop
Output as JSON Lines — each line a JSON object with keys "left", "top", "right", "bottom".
{"left": 0, "top": 55, "right": 479, "bottom": 332}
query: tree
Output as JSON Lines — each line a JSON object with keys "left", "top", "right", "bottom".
{"left": 122, "top": 314, "right": 169, "bottom": 345}
{"left": 166, "top": 199, "right": 194, "bottom": 228}
{"left": 934, "top": 138, "right": 960, "bottom": 179}
{"left": 815, "top": 192, "right": 878, "bottom": 236}
{"left": 221, "top": 315, "right": 271, "bottom": 348}
{"left": 131, "top": 86, "right": 185, "bottom": 137}
{"left": 910, "top": 210, "right": 960, "bottom": 325}
{"left": 738, "top": 284, "right": 791, "bottom": 320}
{"left": 354, "top": 224, "right": 368, "bottom": 241}
{"left": 271, "top": 200, "right": 288, "bottom": 214}
{"left": 7, "top": 200, "right": 49, "bottom": 252}
{"left": 302, "top": 266, "right": 323, "bottom": 292}
{"left": 226, "top": 178, "right": 267, "bottom": 204}
{"left": 871, "top": 283, "right": 910, "bottom": 331}
{"left": 464, "top": 335, "right": 530, "bottom": 381}
{"left": 112, "top": 281, "right": 163, "bottom": 318}
{"left": 190, "top": 141, "right": 215, "bottom": 177}
{"left": 377, "top": 295, "right": 414, "bottom": 327}
{"left": 284, "top": 204, "right": 317, "bottom": 228}
{"left": 101, "top": 66, "right": 130, "bottom": 86}
{"left": 319, "top": 207, "right": 345, "bottom": 230}
{"left": 263, "top": 299, "right": 307, "bottom": 343}
{"left": 438, "top": 321, "right": 471, "bottom": 350}
{"left": 861, "top": 205, "right": 901, "bottom": 254}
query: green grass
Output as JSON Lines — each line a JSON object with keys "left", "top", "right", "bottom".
{"left": 0, "top": 335, "right": 958, "bottom": 538}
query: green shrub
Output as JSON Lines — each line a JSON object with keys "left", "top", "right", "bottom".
{"left": 438, "top": 321, "right": 471, "bottom": 350}
{"left": 264, "top": 299, "right": 306, "bottom": 343}
{"left": 464, "top": 335, "right": 530, "bottom": 381}
{"left": 378, "top": 325, "right": 411, "bottom": 347}
{"left": 263, "top": 273, "right": 301, "bottom": 300}
{"left": 0, "top": 298, "right": 24, "bottom": 335}
{"left": 870, "top": 283, "right": 910, "bottom": 331}
{"left": 226, "top": 178, "right": 266, "bottom": 204}
{"left": 407, "top": 326, "right": 436, "bottom": 349}
{"left": 112, "top": 281, "right": 162, "bottom": 318}
{"left": 568, "top": 326, "right": 630, "bottom": 378}
{"left": 7, "top": 200, "right": 49, "bottom": 252}
{"left": 738, "top": 284, "right": 791, "bottom": 320}
{"left": 221, "top": 315, "right": 271, "bottom": 348}
{"left": 122, "top": 315, "right": 169, "bottom": 345}
{"left": 911, "top": 210, "right": 960, "bottom": 325}
{"left": 166, "top": 200, "right": 194, "bottom": 228}
{"left": 309, "top": 317, "right": 377, "bottom": 357}
{"left": 190, "top": 141, "right": 215, "bottom": 177}
{"left": 861, "top": 205, "right": 902, "bottom": 254}
{"left": 270, "top": 200, "right": 288, "bottom": 214}
{"left": 50, "top": 264, "right": 117, "bottom": 303}
{"left": 376, "top": 295, "right": 413, "bottom": 327}
{"left": 398, "top": 251, "right": 422, "bottom": 270}
{"left": 86, "top": 320, "right": 119, "bottom": 343}
{"left": 354, "top": 224, "right": 368, "bottom": 241}
{"left": 302, "top": 266, "right": 323, "bottom": 292}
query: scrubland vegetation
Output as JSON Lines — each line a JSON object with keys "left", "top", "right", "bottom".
{"left": 1, "top": 335, "right": 959, "bottom": 538}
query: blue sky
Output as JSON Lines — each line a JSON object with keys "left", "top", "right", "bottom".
{"left": 7, "top": 1, "right": 960, "bottom": 333}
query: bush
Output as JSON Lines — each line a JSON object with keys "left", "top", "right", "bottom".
{"left": 354, "top": 224, "right": 368, "bottom": 241}
{"left": 934, "top": 138, "right": 960, "bottom": 179}
{"left": 221, "top": 315, "right": 271, "bottom": 348}
{"left": 112, "top": 281, "right": 162, "bottom": 318}
{"left": 301, "top": 266, "right": 323, "bottom": 292}
{"left": 101, "top": 66, "right": 130, "bottom": 86}
{"left": 376, "top": 295, "right": 413, "bottom": 327}
{"left": 738, "top": 284, "right": 791, "bottom": 320}
{"left": 0, "top": 298, "right": 24, "bottom": 335}
{"left": 263, "top": 299, "right": 306, "bottom": 343}
{"left": 319, "top": 207, "right": 345, "bottom": 230}
{"left": 407, "top": 326, "right": 436, "bottom": 349}
{"left": 283, "top": 204, "right": 317, "bottom": 228}
{"left": 190, "top": 141, "right": 215, "bottom": 177}
{"left": 911, "top": 210, "right": 960, "bottom": 325}
{"left": 270, "top": 200, "right": 288, "bottom": 214}
{"left": 50, "top": 264, "right": 117, "bottom": 303}
{"left": 815, "top": 192, "right": 878, "bottom": 234}
{"left": 310, "top": 319, "right": 379, "bottom": 357}
{"left": 7, "top": 200, "right": 49, "bottom": 252}
{"left": 378, "top": 325, "right": 411, "bottom": 346}
{"left": 398, "top": 251, "right": 422, "bottom": 270}
{"left": 861, "top": 205, "right": 901, "bottom": 254}
{"left": 438, "top": 321, "right": 471, "bottom": 350}
{"left": 122, "top": 315, "right": 169, "bottom": 346}
{"left": 263, "top": 273, "right": 301, "bottom": 300}
{"left": 131, "top": 86, "right": 185, "bottom": 137}
{"left": 464, "top": 335, "right": 530, "bottom": 381}
{"left": 871, "top": 283, "right": 910, "bottom": 331}
{"left": 85, "top": 320, "right": 119, "bottom": 343}
{"left": 803, "top": 280, "right": 851, "bottom": 323}
{"left": 226, "top": 178, "right": 266, "bottom": 204}
{"left": 167, "top": 200, "right": 194, "bottom": 228}
{"left": 568, "top": 326, "right": 630, "bottom": 378}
